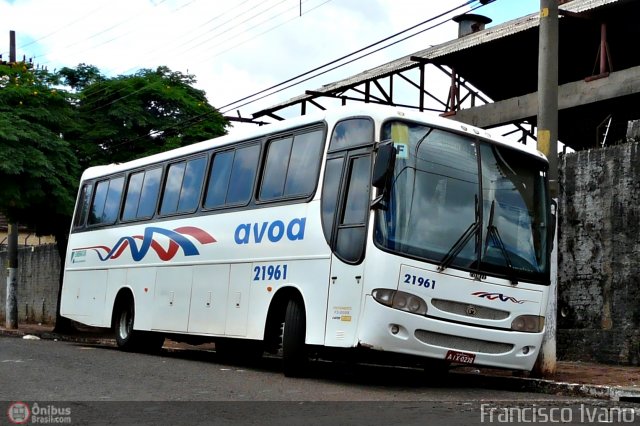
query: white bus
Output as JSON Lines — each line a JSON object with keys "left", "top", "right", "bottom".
{"left": 61, "top": 104, "right": 553, "bottom": 377}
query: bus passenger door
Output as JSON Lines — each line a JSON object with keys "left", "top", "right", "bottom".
{"left": 324, "top": 149, "right": 372, "bottom": 347}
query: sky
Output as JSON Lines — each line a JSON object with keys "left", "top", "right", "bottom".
{"left": 1, "top": 0, "right": 540, "bottom": 133}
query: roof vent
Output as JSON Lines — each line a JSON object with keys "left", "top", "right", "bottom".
{"left": 452, "top": 14, "right": 492, "bottom": 37}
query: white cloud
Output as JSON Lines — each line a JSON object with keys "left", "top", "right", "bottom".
{"left": 1, "top": 0, "right": 530, "bottom": 134}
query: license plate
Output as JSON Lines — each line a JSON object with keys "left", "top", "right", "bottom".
{"left": 445, "top": 350, "right": 476, "bottom": 364}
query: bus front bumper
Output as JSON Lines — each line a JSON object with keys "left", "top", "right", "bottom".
{"left": 357, "top": 295, "right": 544, "bottom": 371}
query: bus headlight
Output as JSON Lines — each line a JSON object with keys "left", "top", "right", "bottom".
{"left": 372, "top": 289, "right": 428, "bottom": 316}
{"left": 511, "top": 315, "right": 545, "bottom": 333}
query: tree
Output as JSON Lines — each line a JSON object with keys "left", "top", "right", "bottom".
{"left": 0, "top": 63, "right": 79, "bottom": 236}
{"left": 61, "top": 65, "right": 228, "bottom": 169}
{"left": 57, "top": 63, "right": 105, "bottom": 91}
{"left": 1, "top": 62, "right": 229, "bottom": 332}
{"left": 0, "top": 62, "right": 80, "bottom": 332}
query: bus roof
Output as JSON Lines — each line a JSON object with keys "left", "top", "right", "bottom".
{"left": 80, "top": 104, "right": 548, "bottom": 181}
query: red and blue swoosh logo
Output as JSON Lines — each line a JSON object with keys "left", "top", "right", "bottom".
{"left": 73, "top": 226, "right": 216, "bottom": 262}
{"left": 471, "top": 291, "right": 526, "bottom": 304}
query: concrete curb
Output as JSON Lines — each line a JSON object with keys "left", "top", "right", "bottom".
{"left": 457, "top": 372, "right": 640, "bottom": 401}
{"left": 3, "top": 327, "right": 640, "bottom": 401}
{"left": 0, "top": 326, "right": 115, "bottom": 346}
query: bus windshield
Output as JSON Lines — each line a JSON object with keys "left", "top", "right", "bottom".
{"left": 375, "top": 120, "right": 550, "bottom": 284}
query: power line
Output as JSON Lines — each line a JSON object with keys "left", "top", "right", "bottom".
{"left": 221, "top": 1, "right": 487, "bottom": 114}
{"left": 218, "top": 0, "right": 481, "bottom": 112}
{"left": 70, "top": 0, "right": 330, "bottom": 111}
{"left": 187, "top": 0, "right": 332, "bottom": 65}
{"left": 103, "top": 1, "right": 489, "bottom": 152}
{"left": 0, "top": 3, "right": 108, "bottom": 56}
{"left": 68, "top": 0, "right": 284, "bottom": 104}
{"left": 30, "top": 0, "right": 172, "bottom": 63}
{"left": 97, "top": 0, "right": 257, "bottom": 77}
{"left": 178, "top": 0, "right": 292, "bottom": 56}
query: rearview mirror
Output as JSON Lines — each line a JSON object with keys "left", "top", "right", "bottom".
{"left": 549, "top": 198, "right": 558, "bottom": 252}
{"left": 372, "top": 141, "right": 396, "bottom": 188}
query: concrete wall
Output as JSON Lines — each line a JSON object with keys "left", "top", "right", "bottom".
{"left": 0, "top": 244, "right": 61, "bottom": 324}
{"left": 558, "top": 141, "right": 640, "bottom": 365}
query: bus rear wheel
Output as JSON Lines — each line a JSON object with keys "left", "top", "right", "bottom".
{"left": 114, "top": 298, "right": 164, "bottom": 353}
{"left": 282, "top": 298, "right": 308, "bottom": 377}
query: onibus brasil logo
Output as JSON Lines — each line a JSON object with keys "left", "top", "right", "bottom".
{"left": 72, "top": 226, "right": 216, "bottom": 262}
{"left": 7, "top": 402, "right": 72, "bottom": 424}
{"left": 7, "top": 402, "right": 30, "bottom": 424}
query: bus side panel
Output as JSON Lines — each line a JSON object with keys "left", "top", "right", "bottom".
{"left": 246, "top": 258, "right": 331, "bottom": 344}
{"left": 152, "top": 266, "right": 193, "bottom": 332}
{"left": 187, "top": 264, "right": 230, "bottom": 335}
{"left": 60, "top": 270, "right": 108, "bottom": 326}
{"left": 224, "top": 263, "right": 252, "bottom": 336}
{"left": 101, "top": 268, "right": 126, "bottom": 328}
{"left": 119, "top": 267, "right": 158, "bottom": 330}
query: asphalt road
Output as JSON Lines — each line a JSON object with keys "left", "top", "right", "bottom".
{"left": 1, "top": 337, "right": 634, "bottom": 425}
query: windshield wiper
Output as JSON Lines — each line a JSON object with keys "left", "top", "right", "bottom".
{"left": 438, "top": 195, "right": 480, "bottom": 272}
{"left": 483, "top": 200, "right": 518, "bottom": 285}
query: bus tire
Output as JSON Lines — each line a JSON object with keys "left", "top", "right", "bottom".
{"left": 114, "top": 298, "right": 164, "bottom": 353}
{"left": 282, "top": 298, "right": 307, "bottom": 377}
{"left": 114, "top": 299, "right": 138, "bottom": 350}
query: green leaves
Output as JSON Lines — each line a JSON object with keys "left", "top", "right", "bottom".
{"left": 69, "top": 65, "right": 228, "bottom": 166}
{"left": 0, "top": 62, "right": 228, "bottom": 237}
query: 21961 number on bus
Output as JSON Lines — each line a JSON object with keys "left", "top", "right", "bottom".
{"left": 403, "top": 274, "right": 436, "bottom": 289}
{"left": 253, "top": 264, "right": 288, "bottom": 281}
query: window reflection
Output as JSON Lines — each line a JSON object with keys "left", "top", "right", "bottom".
{"left": 260, "top": 130, "right": 323, "bottom": 201}
{"left": 376, "top": 120, "right": 549, "bottom": 282}
{"left": 329, "top": 119, "right": 373, "bottom": 151}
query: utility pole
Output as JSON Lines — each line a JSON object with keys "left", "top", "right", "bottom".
{"left": 534, "top": 0, "right": 559, "bottom": 376}
{"left": 9, "top": 30, "right": 15, "bottom": 62}
{"left": 6, "top": 224, "right": 18, "bottom": 329}
{"left": 5, "top": 30, "right": 19, "bottom": 329}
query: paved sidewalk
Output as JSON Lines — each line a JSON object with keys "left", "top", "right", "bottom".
{"left": 2, "top": 323, "right": 640, "bottom": 401}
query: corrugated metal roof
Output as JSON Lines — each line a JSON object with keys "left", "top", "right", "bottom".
{"left": 254, "top": 0, "right": 620, "bottom": 115}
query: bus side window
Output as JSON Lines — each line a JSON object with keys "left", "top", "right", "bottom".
{"left": 329, "top": 118, "right": 373, "bottom": 151}
{"left": 122, "top": 172, "right": 144, "bottom": 221}
{"left": 122, "top": 167, "right": 162, "bottom": 221}
{"left": 260, "top": 137, "right": 292, "bottom": 200}
{"left": 320, "top": 157, "right": 344, "bottom": 245}
{"left": 137, "top": 168, "right": 162, "bottom": 218}
{"left": 160, "top": 162, "right": 186, "bottom": 215}
{"left": 226, "top": 144, "right": 260, "bottom": 204}
{"left": 88, "top": 177, "right": 124, "bottom": 226}
{"left": 260, "top": 129, "right": 324, "bottom": 201}
{"left": 335, "top": 155, "right": 371, "bottom": 263}
{"left": 72, "top": 183, "right": 93, "bottom": 229}
{"left": 204, "top": 143, "right": 260, "bottom": 209}
{"left": 160, "top": 157, "right": 206, "bottom": 215}
{"left": 177, "top": 157, "right": 207, "bottom": 212}
{"left": 284, "top": 130, "right": 324, "bottom": 197}
{"left": 205, "top": 150, "right": 234, "bottom": 208}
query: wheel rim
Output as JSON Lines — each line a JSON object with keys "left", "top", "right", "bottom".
{"left": 118, "top": 308, "right": 132, "bottom": 340}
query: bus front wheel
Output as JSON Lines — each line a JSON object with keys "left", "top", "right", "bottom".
{"left": 282, "top": 298, "right": 308, "bottom": 377}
